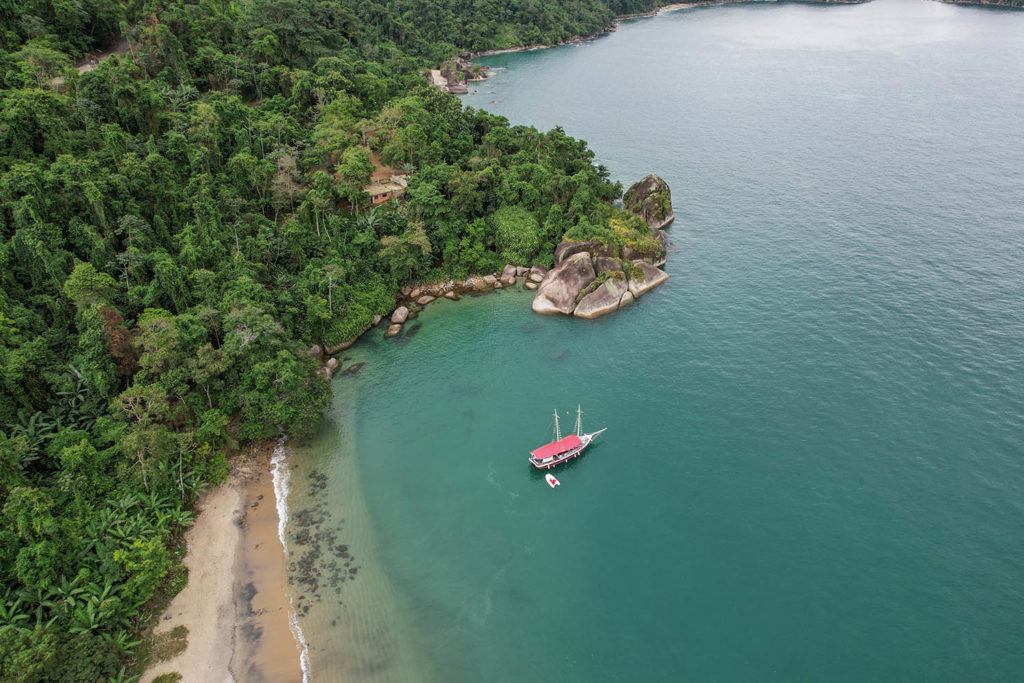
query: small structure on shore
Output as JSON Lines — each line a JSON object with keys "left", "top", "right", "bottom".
{"left": 428, "top": 58, "right": 487, "bottom": 94}
{"left": 364, "top": 175, "right": 408, "bottom": 205}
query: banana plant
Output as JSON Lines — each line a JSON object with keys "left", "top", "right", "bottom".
{"left": 47, "top": 574, "right": 87, "bottom": 616}
{"left": 101, "top": 628, "right": 141, "bottom": 655}
{"left": 161, "top": 508, "right": 195, "bottom": 530}
{"left": 18, "top": 586, "right": 58, "bottom": 629}
{"left": 112, "top": 493, "right": 142, "bottom": 513}
{"left": 142, "top": 490, "right": 171, "bottom": 513}
{"left": 107, "top": 665, "right": 141, "bottom": 683}
{"left": 69, "top": 600, "right": 102, "bottom": 634}
{"left": 0, "top": 588, "right": 30, "bottom": 630}
{"left": 8, "top": 409, "right": 56, "bottom": 457}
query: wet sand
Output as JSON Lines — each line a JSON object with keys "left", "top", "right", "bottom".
{"left": 231, "top": 455, "right": 304, "bottom": 683}
{"left": 143, "top": 443, "right": 302, "bottom": 683}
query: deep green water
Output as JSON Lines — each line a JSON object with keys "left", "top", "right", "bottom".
{"left": 286, "top": 1, "right": 1024, "bottom": 680}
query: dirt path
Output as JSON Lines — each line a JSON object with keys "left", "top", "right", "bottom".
{"left": 75, "top": 37, "right": 132, "bottom": 74}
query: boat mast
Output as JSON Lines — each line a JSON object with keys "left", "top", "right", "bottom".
{"left": 576, "top": 404, "right": 582, "bottom": 436}
{"left": 553, "top": 409, "right": 561, "bottom": 441}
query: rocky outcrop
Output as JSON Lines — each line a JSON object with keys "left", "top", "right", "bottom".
{"left": 374, "top": 174, "right": 675, "bottom": 329}
{"left": 628, "top": 261, "right": 669, "bottom": 298}
{"left": 500, "top": 264, "right": 517, "bottom": 286}
{"left": 528, "top": 172, "right": 675, "bottom": 319}
{"left": 391, "top": 306, "right": 409, "bottom": 324}
{"left": 623, "top": 174, "right": 675, "bottom": 230}
{"left": 574, "top": 278, "right": 631, "bottom": 319}
{"left": 554, "top": 240, "right": 601, "bottom": 264}
{"left": 530, "top": 251, "right": 667, "bottom": 319}
{"left": 324, "top": 338, "right": 357, "bottom": 355}
{"left": 532, "top": 252, "right": 596, "bottom": 315}
{"left": 595, "top": 256, "right": 621, "bottom": 274}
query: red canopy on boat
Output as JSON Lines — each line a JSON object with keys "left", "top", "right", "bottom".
{"left": 530, "top": 434, "right": 581, "bottom": 459}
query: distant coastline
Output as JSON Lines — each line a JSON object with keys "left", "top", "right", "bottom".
{"left": 465, "top": 0, "right": 873, "bottom": 59}
{"left": 932, "top": 0, "right": 1022, "bottom": 7}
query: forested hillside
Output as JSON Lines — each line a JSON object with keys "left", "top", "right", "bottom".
{"left": 0, "top": 0, "right": 670, "bottom": 678}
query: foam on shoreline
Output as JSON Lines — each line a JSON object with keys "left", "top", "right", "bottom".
{"left": 271, "top": 435, "right": 312, "bottom": 683}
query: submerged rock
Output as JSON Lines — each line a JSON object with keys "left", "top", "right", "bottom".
{"left": 386, "top": 323, "right": 402, "bottom": 337}
{"left": 532, "top": 252, "right": 596, "bottom": 315}
{"left": 341, "top": 362, "right": 365, "bottom": 376}
{"left": 623, "top": 173, "right": 675, "bottom": 230}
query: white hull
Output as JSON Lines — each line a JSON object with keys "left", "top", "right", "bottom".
{"left": 529, "top": 428, "right": 607, "bottom": 469}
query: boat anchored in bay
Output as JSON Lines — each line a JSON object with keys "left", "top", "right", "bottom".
{"left": 529, "top": 405, "right": 606, "bottom": 470}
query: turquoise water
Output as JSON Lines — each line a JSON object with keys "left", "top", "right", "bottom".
{"left": 288, "top": 1, "right": 1024, "bottom": 680}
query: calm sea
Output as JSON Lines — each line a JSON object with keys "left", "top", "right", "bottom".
{"left": 286, "top": 1, "right": 1024, "bottom": 680}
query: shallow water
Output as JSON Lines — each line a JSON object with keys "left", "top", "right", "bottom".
{"left": 289, "top": 1, "right": 1024, "bottom": 679}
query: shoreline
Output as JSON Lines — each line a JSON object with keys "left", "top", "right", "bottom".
{"left": 932, "top": 0, "right": 1022, "bottom": 7}
{"left": 142, "top": 441, "right": 304, "bottom": 683}
{"left": 465, "top": 0, "right": 872, "bottom": 60}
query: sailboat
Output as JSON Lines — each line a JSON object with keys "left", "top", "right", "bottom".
{"left": 528, "top": 405, "right": 607, "bottom": 470}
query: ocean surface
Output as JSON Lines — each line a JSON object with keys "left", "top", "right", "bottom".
{"left": 285, "top": 1, "right": 1024, "bottom": 680}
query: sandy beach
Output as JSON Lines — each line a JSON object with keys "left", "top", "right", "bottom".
{"left": 142, "top": 442, "right": 303, "bottom": 683}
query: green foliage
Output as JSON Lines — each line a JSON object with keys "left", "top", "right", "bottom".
{"left": 63, "top": 263, "right": 119, "bottom": 311}
{"left": 491, "top": 206, "right": 542, "bottom": 265}
{"left": 0, "top": 0, "right": 644, "bottom": 677}
{"left": 610, "top": 212, "right": 661, "bottom": 257}
{"left": 563, "top": 208, "right": 660, "bottom": 258}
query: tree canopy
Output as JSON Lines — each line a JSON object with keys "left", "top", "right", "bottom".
{"left": 0, "top": 0, "right": 665, "bottom": 677}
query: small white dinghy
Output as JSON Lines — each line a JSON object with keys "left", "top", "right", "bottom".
{"left": 545, "top": 473, "right": 560, "bottom": 489}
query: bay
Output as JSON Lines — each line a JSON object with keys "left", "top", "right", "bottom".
{"left": 287, "top": 1, "right": 1024, "bottom": 680}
